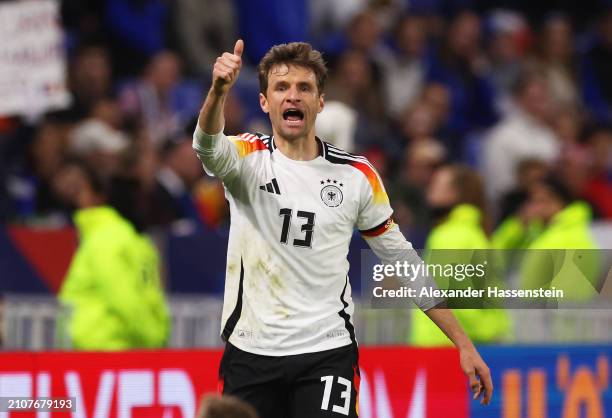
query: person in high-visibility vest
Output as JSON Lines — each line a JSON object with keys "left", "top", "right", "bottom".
{"left": 410, "top": 164, "right": 511, "bottom": 346}
{"left": 53, "top": 159, "right": 170, "bottom": 350}
{"left": 520, "top": 177, "right": 600, "bottom": 303}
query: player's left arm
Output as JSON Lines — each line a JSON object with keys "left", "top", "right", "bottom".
{"left": 424, "top": 307, "right": 493, "bottom": 405}
{"left": 356, "top": 163, "right": 492, "bottom": 405}
{"left": 364, "top": 227, "right": 493, "bottom": 405}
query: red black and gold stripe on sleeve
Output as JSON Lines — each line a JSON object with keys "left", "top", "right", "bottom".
{"left": 322, "top": 142, "right": 390, "bottom": 205}
{"left": 348, "top": 160, "right": 389, "bottom": 204}
{"left": 360, "top": 217, "right": 395, "bottom": 237}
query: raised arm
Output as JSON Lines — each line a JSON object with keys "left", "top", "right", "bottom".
{"left": 193, "top": 40, "right": 245, "bottom": 181}
{"left": 199, "top": 39, "right": 244, "bottom": 134}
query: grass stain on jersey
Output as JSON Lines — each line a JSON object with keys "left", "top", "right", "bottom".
{"left": 227, "top": 263, "right": 237, "bottom": 274}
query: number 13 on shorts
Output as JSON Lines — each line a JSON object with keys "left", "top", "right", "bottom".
{"left": 320, "top": 375, "right": 352, "bottom": 415}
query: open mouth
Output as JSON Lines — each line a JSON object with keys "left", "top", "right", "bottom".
{"left": 282, "top": 108, "right": 304, "bottom": 122}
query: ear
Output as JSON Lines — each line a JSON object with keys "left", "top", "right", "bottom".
{"left": 317, "top": 93, "right": 325, "bottom": 114}
{"left": 259, "top": 93, "right": 269, "bottom": 114}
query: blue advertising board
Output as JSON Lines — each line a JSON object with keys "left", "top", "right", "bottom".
{"left": 471, "top": 345, "right": 611, "bottom": 418}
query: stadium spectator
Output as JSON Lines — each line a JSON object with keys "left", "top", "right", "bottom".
{"left": 492, "top": 177, "right": 547, "bottom": 251}
{"left": 90, "top": 98, "right": 125, "bottom": 130}
{"left": 579, "top": 8, "right": 612, "bottom": 123}
{"left": 53, "top": 159, "right": 170, "bottom": 350}
{"left": 223, "top": 92, "right": 249, "bottom": 137}
{"left": 198, "top": 395, "right": 259, "bottom": 418}
{"left": 325, "top": 50, "right": 387, "bottom": 150}
{"left": 382, "top": 15, "right": 429, "bottom": 119}
{"left": 558, "top": 144, "right": 592, "bottom": 203}
{"left": 106, "top": 126, "right": 159, "bottom": 232}
{"left": 427, "top": 10, "right": 498, "bottom": 157}
{"left": 494, "top": 175, "right": 598, "bottom": 253}
{"left": 483, "top": 70, "right": 560, "bottom": 204}
{"left": 518, "top": 177, "right": 599, "bottom": 302}
{"left": 68, "top": 119, "right": 129, "bottom": 179}
{"left": 411, "top": 164, "right": 511, "bottom": 346}
{"left": 532, "top": 14, "right": 578, "bottom": 109}
{"left": 568, "top": 126, "right": 612, "bottom": 219}
{"left": 486, "top": 10, "right": 530, "bottom": 111}
{"left": 66, "top": 45, "right": 113, "bottom": 121}
{"left": 344, "top": 10, "right": 393, "bottom": 73}
{"left": 552, "top": 106, "right": 583, "bottom": 147}
{"left": 390, "top": 139, "right": 447, "bottom": 247}
{"left": 421, "top": 82, "right": 452, "bottom": 133}
{"left": 315, "top": 101, "right": 357, "bottom": 152}
{"left": 497, "top": 158, "right": 550, "bottom": 225}
{"left": 398, "top": 102, "right": 441, "bottom": 144}
{"left": 119, "top": 51, "right": 185, "bottom": 146}
{"left": 309, "top": 0, "right": 368, "bottom": 52}
{"left": 172, "top": 0, "right": 237, "bottom": 77}
{"left": 15, "top": 120, "right": 72, "bottom": 221}
{"left": 148, "top": 131, "right": 206, "bottom": 228}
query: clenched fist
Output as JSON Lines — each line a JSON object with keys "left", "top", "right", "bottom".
{"left": 212, "top": 39, "right": 244, "bottom": 95}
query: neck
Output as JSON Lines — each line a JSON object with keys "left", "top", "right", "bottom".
{"left": 273, "top": 131, "right": 319, "bottom": 161}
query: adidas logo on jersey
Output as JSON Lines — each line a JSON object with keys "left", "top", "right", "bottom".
{"left": 259, "top": 178, "right": 281, "bottom": 195}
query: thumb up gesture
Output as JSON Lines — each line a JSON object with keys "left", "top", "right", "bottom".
{"left": 212, "top": 39, "right": 244, "bottom": 95}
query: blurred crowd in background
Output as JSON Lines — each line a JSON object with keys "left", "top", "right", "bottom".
{"left": 1, "top": 0, "right": 612, "bottom": 242}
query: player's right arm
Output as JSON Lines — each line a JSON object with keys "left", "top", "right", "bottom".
{"left": 193, "top": 39, "right": 244, "bottom": 180}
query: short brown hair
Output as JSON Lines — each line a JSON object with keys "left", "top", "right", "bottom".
{"left": 257, "top": 42, "right": 327, "bottom": 96}
{"left": 197, "top": 395, "right": 259, "bottom": 418}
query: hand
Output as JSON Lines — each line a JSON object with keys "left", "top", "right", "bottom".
{"left": 460, "top": 347, "right": 493, "bottom": 405}
{"left": 212, "top": 39, "right": 244, "bottom": 96}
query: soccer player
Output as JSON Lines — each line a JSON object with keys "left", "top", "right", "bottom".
{"left": 193, "top": 39, "right": 492, "bottom": 418}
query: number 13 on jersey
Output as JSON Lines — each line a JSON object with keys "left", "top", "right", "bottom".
{"left": 279, "top": 208, "right": 316, "bottom": 248}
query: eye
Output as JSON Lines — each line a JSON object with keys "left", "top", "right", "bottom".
{"left": 300, "top": 85, "right": 311, "bottom": 92}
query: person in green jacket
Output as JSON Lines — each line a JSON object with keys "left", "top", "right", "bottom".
{"left": 410, "top": 165, "right": 511, "bottom": 346}
{"left": 53, "top": 159, "right": 171, "bottom": 350}
{"left": 517, "top": 178, "right": 599, "bottom": 302}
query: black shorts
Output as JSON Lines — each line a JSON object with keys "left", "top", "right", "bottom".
{"left": 219, "top": 342, "right": 360, "bottom": 418}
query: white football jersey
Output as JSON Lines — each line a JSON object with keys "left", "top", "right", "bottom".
{"left": 194, "top": 127, "right": 394, "bottom": 356}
